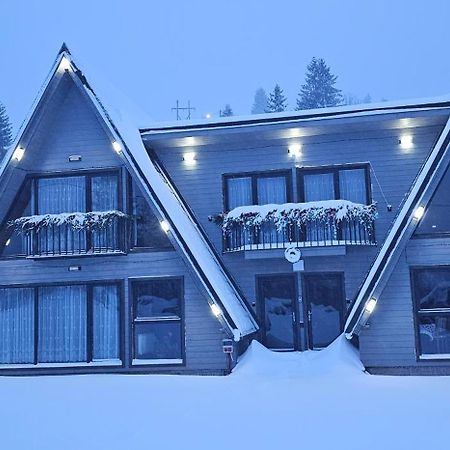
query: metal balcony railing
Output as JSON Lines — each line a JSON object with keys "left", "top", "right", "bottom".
{"left": 20, "top": 214, "right": 130, "bottom": 258}
{"left": 223, "top": 217, "right": 376, "bottom": 252}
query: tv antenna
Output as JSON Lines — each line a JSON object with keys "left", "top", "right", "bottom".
{"left": 172, "top": 100, "right": 196, "bottom": 120}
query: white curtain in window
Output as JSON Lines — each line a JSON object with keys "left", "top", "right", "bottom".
{"left": 92, "top": 175, "right": 119, "bottom": 251}
{"left": 303, "top": 173, "right": 335, "bottom": 201}
{"left": 93, "top": 285, "right": 119, "bottom": 360}
{"left": 339, "top": 169, "right": 367, "bottom": 204}
{"left": 0, "top": 288, "right": 34, "bottom": 364}
{"left": 38, "top": 286, "right": 87, "bottom": 363}
{"left": 304, "top": 173, "right": 335, "bottom": 242}
{"left": 227, "top": 177, "right": 252, "bottom": 210}
{"left": 38, "top": 177, "right": 86, "bottom": 214}
{"left": 37, "top": 177, "right": 87, "bottom": 253}
{"left": 257, "top": 177, "right": 287, "bottom": 204}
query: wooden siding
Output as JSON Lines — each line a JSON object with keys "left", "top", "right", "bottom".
{"left": 148, "top": 114, "right": 448, "bottom": 351}
{"left": 0, "top": 77, "right": 229, "bottom": 375}
{"left": 360, "top": 239, "right": 450, "bottom": 372}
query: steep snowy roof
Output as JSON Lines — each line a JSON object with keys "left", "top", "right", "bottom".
{"left": 3, "top": 45, "right": 258, "bottom": 339}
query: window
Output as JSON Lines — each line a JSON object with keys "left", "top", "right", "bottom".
{"left": 129, "top": 179, "right": 172, "bottom": 249}
{"left": 224, "top": 171, "right": 291, "bottom": 211}
{"left": 132, "top": 279, "right": 183, "bottom": 362}
{"left": 413, "top": 268, "right": 450, "bottom": 358}
{"left": 0, "top": 283, "right": 120, "bottom": 365}
{"left": 415, "top": 165, "right": 450, "bottom": 236}
{"left": 298, "top": 165, "right": 370, "bottom": 204}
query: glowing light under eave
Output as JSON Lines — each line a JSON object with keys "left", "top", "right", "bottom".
{"left": 12, "top": 147, "right": 25, "bottom": 161}
{"left": 160, "top": 220, "right": 170, "bottom": 233}
{"left": 210, "top": 303, "right": 222, "bottom": 317}
{"left": 365, "top": 298, "right": 377, "bottom": 314}
{"left": 59, "top": 56, "right": 72, "bottom": 71}
{"left": 414, "top": 206, "right": 425, "bottom": 220}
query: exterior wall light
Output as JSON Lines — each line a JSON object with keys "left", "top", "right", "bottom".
{"left": 288, "top": 143, "right": 302, "bottom": 158}
{"left": 399, "top": 135, "right": 413, "bottom": 149}
{"left": 183, "top": 152, "right": 196, "bottom": 165}
{"left": 12, "top": 147, "right": 25, "bottom": 161}
{"left": 60, "top": 56, "right": 72, "bottom": 72}
{"left": 365, "top": 298, "right": 377, "bottom": 314}
{"left": 112, "top": 141, "right": 122, "bottom": 153}
{"left": 414, "top": 206, "right": 425, "bottom": 220}
{"left": 5, "top": 239, "right": 10, "bottom": 246}
{"left": 160, "top": 220, "right": 170, "bottom": 233}
{"left": 210, "top": 303, "right": 222, "bottom": 317}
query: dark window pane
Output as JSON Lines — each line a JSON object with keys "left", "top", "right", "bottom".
{"left": 414, "top": 269, "right": 450, "bottom": 310}
{"left": 260, "top": 277, "right": 295, "bottom": 349}
{"left": 134, "top": 280, "right": 181, "bottom": 319}
{"left": 93, "top": 285, "right": 120, "bottom": 360}
{"left": 418, "top": 315, "right": 450, "bottom": 355}
{"left": 38, "top": 286, "right": 87, "bottom": 363}
{"left": 415, "top": 165, "right": 450, "bottom": 235}
{"left": 304, "top": 274, "right": 343, "bottom": 348}
{"left": 131, "top": 180, "right": 172, "bottom": 249}
{"left": 134, "top": 322, "right": 181, "bottom": 360}
{"left": 0, "top": 288, "right": 34, "bottom": 364}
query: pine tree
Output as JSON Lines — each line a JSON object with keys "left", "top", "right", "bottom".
{"left": 296, "top": 57, "right": 343, "bottom": 110}
{"left": 220, "top": 104, "right": 233, "bottom": 117}
{"left": 0, "top": 102, "right": 12, "bottom": 158}
{"left": 251, "top": 88, "right": 268, "bottom": 114}
{"left": 266, "top": 84, "right": 287, "bottom": 113}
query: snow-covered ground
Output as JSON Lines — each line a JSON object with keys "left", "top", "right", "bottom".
{"left": 1, "top": 337, "right": 448, "bottom": 450}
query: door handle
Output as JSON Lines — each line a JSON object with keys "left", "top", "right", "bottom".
{"left": 307, "top": 310, "right": 312, "bottom": 322}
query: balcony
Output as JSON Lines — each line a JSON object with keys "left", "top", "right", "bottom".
{"left": 210, "top": 200, "right": 377, "bottom": 253}
{"left": 10, "top": 211, "right": 130, "bottom": 258}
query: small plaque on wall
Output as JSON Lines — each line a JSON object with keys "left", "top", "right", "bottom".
{"left": 68, "top": 155, "right": 82, "bottom": 162}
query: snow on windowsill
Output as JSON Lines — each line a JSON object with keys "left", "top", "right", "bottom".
{"left": 0, "top": 359, "right": 123, "bottom": 369}
{"left": 419, "top": 354, "right": 450, "bottom": 360}
{"left": 132, "top": 359, "right": 183, "bottom": 366}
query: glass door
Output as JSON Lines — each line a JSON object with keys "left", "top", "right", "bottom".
{"left": 258, "top": 274, "right": 297, "bottom": 350}
{"left": 303, "top": 273, "right": 345, "bottom": 349}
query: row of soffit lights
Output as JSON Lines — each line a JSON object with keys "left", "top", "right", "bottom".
{"left": 181, "top": 135, "right": 414, "bottom": 164}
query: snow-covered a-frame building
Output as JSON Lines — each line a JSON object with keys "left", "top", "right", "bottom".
{"left": 1, "top": 45, "right": 450, "bottom": 375}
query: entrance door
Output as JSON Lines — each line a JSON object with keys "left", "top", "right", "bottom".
{"left": 258, "top": 275, "right": 297, "bottom": 350}
{"left": 303, "top": 273, "right": 345, "bottom": 349}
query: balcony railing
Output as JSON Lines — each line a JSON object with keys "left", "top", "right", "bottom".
{"left": 211, "top": 200, "right": 377, "bottom": 253}
{"left": 223, "top": 217, "right": 376, "bottom": 252}
{"left": 11, "top": 211, "right": 130, "bottom": 258}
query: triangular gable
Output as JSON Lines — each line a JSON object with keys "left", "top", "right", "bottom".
{"left": 345, "top": 116, "right": 450, "bottom": 338}
{"left": 3, "top": 45, "right": 258, "bottom": 340}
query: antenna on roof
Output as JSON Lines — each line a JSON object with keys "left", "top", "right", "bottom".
{"left": 58, "top": 42, "right": 71, "bottom": 55}
{"left": 171, "top": 100, "right": 196, "bottom": 120}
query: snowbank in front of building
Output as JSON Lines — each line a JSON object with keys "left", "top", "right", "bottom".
{"left": 0, "top": 336, "right": 449, "bottom": 450}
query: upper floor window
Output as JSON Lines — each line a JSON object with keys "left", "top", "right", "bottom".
{"left": 36, "top": 172, "right": 119, "bottom": 214}
{"left": 224, "top": 171, "right": 292, "bottom": 211}
{"left": 129, "top": 178, "right": 173, "bottom": 250}
{"left": 415, "top": 165, "right": 450, "bottom": 237}
{"left": 298, "top": 165, "right": 370, "bottom": 205}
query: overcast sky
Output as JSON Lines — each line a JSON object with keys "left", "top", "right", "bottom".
{"left": 2, "top": 0, "right": 450, "bottom": 130}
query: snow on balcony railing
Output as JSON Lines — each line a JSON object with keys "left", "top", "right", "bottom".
{"left": 9, "top": 210, "right": 131, "bottom": 257}
{"left": 209, "top": 200, "right": 377, "bottom": 252}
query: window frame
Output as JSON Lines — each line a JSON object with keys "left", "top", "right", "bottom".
{"left": 32, "top": 169, "right": 122, "bottom": 215}
{"left": 223, "top": 169, "right": 293, "bottom": 212}
{"left": 0, "top": 280, "right": 123, "bottom": 367}
{"left": 129, "top": 276, "right": 185, "bottom": 366}
{"left": 297, "top": 163, "right": 371, "bottom": 204}
{"left": 411, "top": 266, "right": 450, "bottom": 361}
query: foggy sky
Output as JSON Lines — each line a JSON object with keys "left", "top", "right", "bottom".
{"left": 1, "top": 0, "right": 449, "bottom": 131}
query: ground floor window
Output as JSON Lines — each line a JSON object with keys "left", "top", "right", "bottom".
{"left": 131, "top": 278, "right": 183, "bottom": 362}
{"left": 0, "top": 283, "right": 120, "bottom": 365}
{"left": 412, "top": 267, "right": 450, "bottom": 357}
